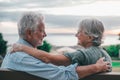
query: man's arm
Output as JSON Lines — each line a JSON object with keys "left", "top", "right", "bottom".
{"left": 12, "top": 43, "right": 71, "bottom": 66}
{"left": 76, "top": 57, "right": 110, "bottom": 78}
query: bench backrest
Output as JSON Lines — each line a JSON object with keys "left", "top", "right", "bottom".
{"left": 0, "top": 69, "right": 47, "bottom": 80}
{"left": 0, "top": 69, "right": 120, "bottom": 80}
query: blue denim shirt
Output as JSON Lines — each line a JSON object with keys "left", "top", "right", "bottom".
{"left": 1, "top": 38, "right": 78, "bottom": 80}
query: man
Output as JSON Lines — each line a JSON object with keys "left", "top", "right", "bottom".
{"left": 1, "top": 12, "right": 110, "bottom": 80}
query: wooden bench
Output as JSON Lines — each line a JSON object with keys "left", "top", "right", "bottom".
{"left": 80, "top": 72, "right": 120, "bottom": 80}
{"left": 0, "top": 69, "right": 120, "bottom": 80}
{"left": 0, "top": 69, "right": 47, "bottom": 80}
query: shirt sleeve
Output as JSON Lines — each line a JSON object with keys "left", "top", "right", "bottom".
{"left": 63, "top": 52, "right": 76, "bottom": 62}
{"left": 63, "top": 50, "right": 85, "bottom": 66}
{"left": 9, "top": 53, "right": 79, "bottom": 80}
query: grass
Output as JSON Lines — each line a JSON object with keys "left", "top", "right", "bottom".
{"left": 111, "top": 57, "right": 120, "bottom": 68}
{"left": 112, "top": 61, "right": 120, "bottom": 67}
{"left": 112, "top": 61, "right": 120, "bottom": 72}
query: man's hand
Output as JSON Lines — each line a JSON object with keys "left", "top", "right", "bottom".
{"left": 95, "top": 57, "right": 111, "bottom": 73}
{"left": 76, "top": 57, "right": 111, "bottom": 78}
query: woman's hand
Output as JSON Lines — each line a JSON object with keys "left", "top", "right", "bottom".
{"left": 10, "top": 43, "right": 23, "bottom": 53}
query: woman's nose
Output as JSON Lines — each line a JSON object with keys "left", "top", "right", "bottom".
{"left": 75, "top": 33, "right": 78, "bottom": 37}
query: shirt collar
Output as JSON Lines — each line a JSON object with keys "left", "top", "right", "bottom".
{"left": 17, "top": 38, "right": 33, "bottom": 48}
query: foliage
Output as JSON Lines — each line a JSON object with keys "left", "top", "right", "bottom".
{"left": 0, "top": 33, "right": 7, "bottom": 57}
{"left": 37, "top": 40, "right": 52, "bottom": 52}
{"left": 103, "top": 44, "right": 120, "bottom": 57}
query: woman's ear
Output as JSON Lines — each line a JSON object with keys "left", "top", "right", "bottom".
{"left": 88, "top": 36, "right": 94, "bottom": 42}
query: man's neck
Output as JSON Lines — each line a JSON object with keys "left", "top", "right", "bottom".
{"left": 23, "top": 38, "right": 36, "bottom": 48}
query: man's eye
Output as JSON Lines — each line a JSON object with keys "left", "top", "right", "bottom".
{"left": 77, "top": 32, "right": 80, "bottom": 34}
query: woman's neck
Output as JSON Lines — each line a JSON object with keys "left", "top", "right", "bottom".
{"left": 84, "top": 43, "right": 93, "bottom": 48}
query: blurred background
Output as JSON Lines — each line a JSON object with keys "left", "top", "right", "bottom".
{"left": 0, "top": 0, "right": 120, "bottom": 46}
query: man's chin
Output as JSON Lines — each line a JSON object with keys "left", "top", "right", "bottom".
{"left": 37, "top": 44, "right": 42, "bottom": 47}
{"left": 37, "top": 41, "right": 43, "bottom": 46}
{"left": 77, "top": 43, "right": 81, "bottom": 45}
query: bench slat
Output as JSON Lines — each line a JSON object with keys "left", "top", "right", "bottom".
{"left": 0, "top": 70, "right": 47, "bottom": 80}
{"left": 0, "top": 69, "right": 120, "bottom": 80}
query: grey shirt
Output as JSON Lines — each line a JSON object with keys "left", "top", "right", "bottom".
{"left": 64, "top": 46, "right": 112, "bottom": 71}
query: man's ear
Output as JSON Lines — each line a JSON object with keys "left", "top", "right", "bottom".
{"left": 25, "top": 29, "right": 33, "bottom": 39}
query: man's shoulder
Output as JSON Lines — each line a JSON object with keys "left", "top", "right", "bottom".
{"left": 12, "top": 52, "right": 29, "bottom": 58}
{"left": 11, "top": 52, "right": 42, "bottom": 63}
{"left": 6, "top": 52, "right": 29, "bottom": 63}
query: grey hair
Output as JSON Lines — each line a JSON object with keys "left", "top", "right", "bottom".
{"left": 79, "top": 18, "right": 104, "bottom": 46}
{"left": 17, "top": 12, "right": 44, "bottom": 38}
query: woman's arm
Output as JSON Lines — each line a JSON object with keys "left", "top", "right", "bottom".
{"left": 12, "top": 43, "right": 71, "bottom": 66}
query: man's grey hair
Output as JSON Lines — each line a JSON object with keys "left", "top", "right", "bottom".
{"left": 79, "top": 18, "right": 104, "bottom": 46}
{"left": 17, "top": 12, "right": 44, "bottom": 38}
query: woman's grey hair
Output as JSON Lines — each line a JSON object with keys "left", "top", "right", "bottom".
{"left": 79, "top": 18, "right": 104, "bottom": 46}
{"left": 17, "top": 12, "right": 44, "bottom": 38}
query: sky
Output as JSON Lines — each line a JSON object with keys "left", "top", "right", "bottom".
{"left": 0, "top": 0, "right": 120, "bottom": 35}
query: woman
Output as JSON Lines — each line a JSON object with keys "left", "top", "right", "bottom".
{"left": 12, "top": 18, "right": 112, "bottom": 71}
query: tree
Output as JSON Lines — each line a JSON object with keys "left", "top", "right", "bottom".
{"left": 103, "top": 44, "right": 120, "bottom": 57}
{"left": 37, "top": 40, "right": 52, "bottom": 52}
{"left": 0, "top": 33, "right": 7, "bottom": 58}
